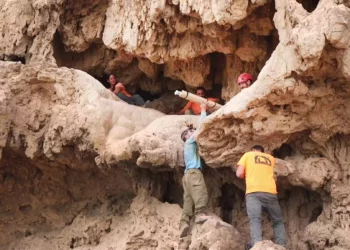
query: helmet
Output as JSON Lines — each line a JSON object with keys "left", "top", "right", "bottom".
{"left": 237, "top": 73, "right": 253, "bottom": 84}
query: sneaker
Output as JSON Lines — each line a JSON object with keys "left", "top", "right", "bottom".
{"left": 179, "top": 224, "right": 190, "bottom": 238}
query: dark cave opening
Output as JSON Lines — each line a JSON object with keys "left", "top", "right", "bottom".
{"left": 163, "top": 179, "right": 184, "bottom": 206}
{"left": 296, "top": 0, "right": 319, "bottom": 13}
{"left": 207, "top": 52, "right": 225, "bottom": 105}
{"left": 219, "top": 183, "right": 245, "bottom": 224}
{"left": 273, "top": 143, "right": 295, "bottom": 159}
{"left": 1, "top": 55, "right": 26, "bottom": 64}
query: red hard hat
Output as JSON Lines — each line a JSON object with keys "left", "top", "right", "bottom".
{"left": 237, "top": 73, "right": 253, "bottom": 84}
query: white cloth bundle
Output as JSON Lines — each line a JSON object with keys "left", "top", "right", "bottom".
{"left": 174, "top": 90, "right": 222, "bottom": 111}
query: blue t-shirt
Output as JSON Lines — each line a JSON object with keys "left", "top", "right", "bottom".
{"left": 184, "top": 111, "right": 206, "bottom": 173}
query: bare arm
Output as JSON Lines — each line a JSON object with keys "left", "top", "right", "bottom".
{"left": 192, "top": 103, "right": 207, "bottom": 142}
{"left": 236, "top": 165, "right": 245, "bottom": 179}
{"left": 197, "top": 102, "right": 207, "bottom": 127}
{"left": 114, "top": 85, "right": 122, "bottom": 94}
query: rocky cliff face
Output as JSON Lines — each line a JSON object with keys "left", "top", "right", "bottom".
{"left": 1, "top": 0, "right": 350, "bottom": 249}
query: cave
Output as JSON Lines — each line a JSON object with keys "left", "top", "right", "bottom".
{"left": 219, "top": 183, "right": 245, "bottom": 224}
{"left": 273, "top": 143, "right": 295, "bottom": 159}
{"left": 51, "top": 0, "right": 280, "bottom": 114}
{"left": 296, "top": 0, "right": 320, "bottom": 13}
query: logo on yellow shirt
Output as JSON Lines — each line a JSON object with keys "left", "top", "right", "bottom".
{"left": 254, "top": 155, "right": 272, "bottom": 166}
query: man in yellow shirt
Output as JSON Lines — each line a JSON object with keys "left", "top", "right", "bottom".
{"left": 236, "top": 145, "right": 286, "bottom": 249}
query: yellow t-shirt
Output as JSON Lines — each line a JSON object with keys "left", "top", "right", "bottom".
{"left": 237, "top": 151, "right": 277, "bottom": 195}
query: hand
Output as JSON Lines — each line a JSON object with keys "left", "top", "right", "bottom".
{"left": 200, "top": 101, "right": 208, "bottom": 111}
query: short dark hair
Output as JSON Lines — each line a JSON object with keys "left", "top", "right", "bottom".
{"left": 251, "top": 145, "right": 264, "bottom": 152}
{"left": 196, "top": 87, "right": 206, "bottom": 93}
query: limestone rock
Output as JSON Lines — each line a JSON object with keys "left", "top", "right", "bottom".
{"left": 58, "top": 0, "right": 108, "bottom": 52}
{"left": 144, "top": 92, "right": 187, "bottom": 114}
{"left": 189, "top": 213, "right": 243, "bottom": 250}
{"left": 6, "top": 191, "right": 181, "bottom": 250}
{"left": 0, "top": 0, "right": 61, "bottom": 64}
{"left": 235, "top": 28, "right": 268, "bottom": 62}
{"left": 138, "top": 58, "right": 162, "bottom": 81}
{"left": 164, "top": 56, "right": 211, "bottom": 87}
{"left": 0, "top": 0, "right": 34, "bottom": 59}
{"left": 0, "top": 61, "right": 164, "bottom": 161}
{"left": 138, "top": 77, "right": 165, "bottom": 94}
{"left": 251, "top": 240, "right": 286, "bottom": 250}
{"left": 54, "top": 43, "right": 117, "bottom": 77}
{"left": 104, "top": 114, "right": 199, "bottom": 168}
{"left": 106, "top": 50, "right": 135, "bottom": 73}
{"left": 102, "top": 0, "right": 242, "bottom": 63}
{"left": 197, "top": 1, "right": 350, "bottom": 167}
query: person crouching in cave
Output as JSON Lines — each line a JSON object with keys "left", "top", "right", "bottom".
{"left": 237, "top": 73, "right": 254, "bottom": 89}
{"left": 108, "top": 74, "right": 146, "bottom": 107}
{"left": 177, "top": 87, "right": 218, "bottom": 115}
{"left": 236, "top": 145, "right": 286, "bottom": 249}
{"left": 179, "top": 102, "right": 210, "bottom": 238}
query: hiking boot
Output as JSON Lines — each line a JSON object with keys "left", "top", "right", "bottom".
{"left": 195, "top": 213, "right": 210, "bottom": 224}
{"left": 179, "top": 224, "right": 190, "bottom": 238}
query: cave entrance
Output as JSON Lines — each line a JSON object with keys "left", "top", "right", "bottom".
{"left": 296, "top": 0, "right": 319, "bottom": 13}
{"left": 219, "top": 183, "right": 245, "bottom": 224}
{"left": 272, "top": 143, "right": 295, "bottom": 159}
{"left": 50, "top": 0, "right": 282, "bottom": 115}
{"left": 162, "top": 174, "right": 183, "bottom": 206}
{"left": 207, "top": 52, "right": 225, "bottom": 104}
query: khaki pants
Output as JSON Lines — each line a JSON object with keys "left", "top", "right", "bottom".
{"left": 180, "top": 169, "right": 208, "bottom": 227}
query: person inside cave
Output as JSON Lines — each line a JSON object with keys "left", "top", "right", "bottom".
{"left": 108, "top": 74, "right": 147, "bottom": 107}
{"left": 237, "top": 73, "right": 254, "bottom": 89}
{"left": 177, "top": 87, "right": 218, "bottom": 115}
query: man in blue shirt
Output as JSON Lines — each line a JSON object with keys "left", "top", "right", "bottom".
{"left": 179, "top": 102, "right": 209, "bottom": 238}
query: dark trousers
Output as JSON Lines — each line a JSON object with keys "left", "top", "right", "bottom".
{"left": 246, "top": 192, "right": 286, "bottom": 247}
{"left": 117, "top": 93, "right": 145, "bottom": 106}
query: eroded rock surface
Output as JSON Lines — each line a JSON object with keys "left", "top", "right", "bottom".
{"left": 251, "top": 240, "right": 286, "bottom": 250}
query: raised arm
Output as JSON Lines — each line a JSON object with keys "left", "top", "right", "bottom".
{"left": 191, "top": 102, "right": 207, "bottom": 142}
{"left": 197, "top": 102, "right": 207, "bottom": 130}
